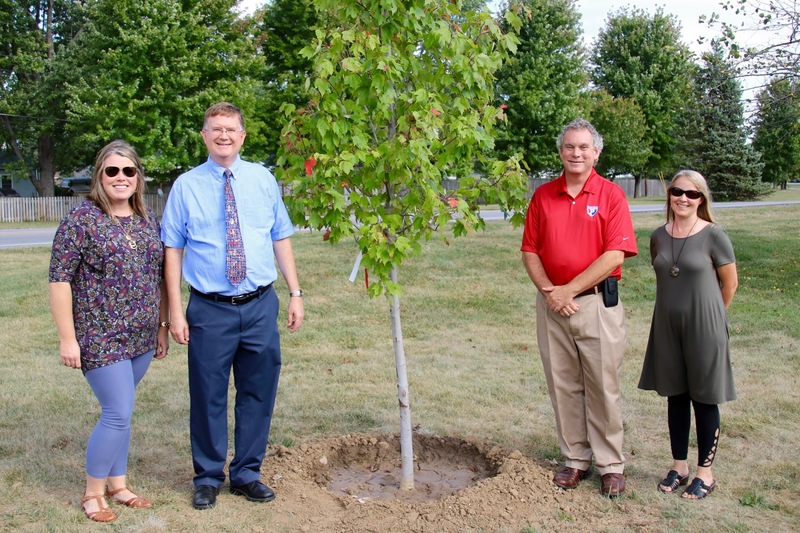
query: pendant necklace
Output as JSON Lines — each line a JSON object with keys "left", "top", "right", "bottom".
{"left": 669, "top": 217, "right": 699, "bottom": 277}
{"left": 118, "top": 213, "right": 138, "bottom": 250}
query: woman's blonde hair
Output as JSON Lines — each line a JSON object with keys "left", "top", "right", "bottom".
{"left": 88, "top": 140, "right": 148, "bottom": 221}
{"left": 666, "top": 169, "right": 716, "bottom": 223}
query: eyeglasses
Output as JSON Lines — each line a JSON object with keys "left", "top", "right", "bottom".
{"left": 668, "top": 187, "right": 703, "bottom": 200}
{"left": 207, "top": 127, "right": 242, "bottom": 136}
{"left": 104, "top": 166, "right": 137, "bottom": 178}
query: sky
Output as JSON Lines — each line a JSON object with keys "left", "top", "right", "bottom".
{"left": 238, "top": 0, "right": 757, "bottom": 54}
{"left": 237, "top": 0, "right": 767, "bottom": 96}
{"left": 574, "top": 0, "right": 763, "bottom": 54}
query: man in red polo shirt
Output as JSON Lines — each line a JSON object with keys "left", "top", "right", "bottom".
{"left": 521, "top": 118, "right": 638, "bottom": 497}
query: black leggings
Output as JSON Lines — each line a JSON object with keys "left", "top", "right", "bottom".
{"left": 667, "top": 392, "right": 720, "bottom": 467}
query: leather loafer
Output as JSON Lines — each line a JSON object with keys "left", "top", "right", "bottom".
{"left": 230, "top": 480, "right": 275, "bottom": 502}
{"left": 601, "top": 472, "right": 626, "bottom": 497}
{"left": 192, "top": 485, "right": 219, "bottom": 510}
{"left": 553, "top": 466, "right": 590, "bottom": 490}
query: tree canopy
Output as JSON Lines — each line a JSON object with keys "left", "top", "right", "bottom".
{"left": 753, "top": 77, "right": 800, "bottom": 187}
{"left": 714, "top": 0, "right": 800, "bottom": 83}
{"left": 493, "top": 0, "right": 586, "bottom": 174}
{"left": 278, "top": 0, "right": 527, "bottom": 297}
{"left": 591, "top": 7, "right": 694, "bottom": 190}
{"left": 677, "top": 40, "right": 765, "bottom": 201}
{"left": 0, "top": 0, "right": 87, "bottom": 195}
{"left": 61, "top": 0, "right": 262, "bottom": 181}
{"left": 250, "top": 0, "right": 318, "bottom": 165}
{"left": 587, "top": 90, "right": 651, "bottom": 179}
{"left": 0, "top": 0, "right": 790, "bottom": 203}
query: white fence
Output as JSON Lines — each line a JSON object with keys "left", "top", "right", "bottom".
{"left": 0, "top": 195, "right": 167, "bottom": 223}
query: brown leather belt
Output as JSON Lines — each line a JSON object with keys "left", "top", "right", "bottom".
{"left": 189, "top": 284, "right": 272, "bottom": 305}
{"left": 576, "top": 284, "right": 601, "bottom": 298}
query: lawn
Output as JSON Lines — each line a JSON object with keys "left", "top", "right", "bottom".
{"left": 0, "top": 205, "right": 797, "bottom": 531}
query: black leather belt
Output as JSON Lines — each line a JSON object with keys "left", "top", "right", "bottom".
{"left": 189, "top": 284, "right": 272, "bottom": 305}
{"left": 576, "top": 284, "right": 601, "bottom": 298}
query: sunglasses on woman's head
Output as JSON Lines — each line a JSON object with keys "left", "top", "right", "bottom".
{"left": 668, "top": 187, "right": 703, "bottom": 200}
{"left": 104, "top": 166, "right": 137, "bottom": 178}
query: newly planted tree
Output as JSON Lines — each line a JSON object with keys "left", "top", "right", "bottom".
{"left": 277, "top": 0, "right": 528, "bottom": 490}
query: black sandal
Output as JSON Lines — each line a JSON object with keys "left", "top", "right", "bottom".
{"left": 682, "top": 477, "right": 716, "bottom": 500}
{"left": 658, "top": 469, "right": 689, "bottom": 493}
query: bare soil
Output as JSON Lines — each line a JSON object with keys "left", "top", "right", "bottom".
{"left": 260, "top": 432, "right": 665, "bottom": 532}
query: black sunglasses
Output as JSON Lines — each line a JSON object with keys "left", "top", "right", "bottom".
{"left": 668, "top": 186, "right": 703, "bottom": 200}
{"left": 104, "top": 166, "right": 137, "bottom": 178}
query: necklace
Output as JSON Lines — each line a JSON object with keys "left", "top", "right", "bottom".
{"left": 669, "top": 217, "right": 699, "bottom": 277}
{"left": 117, "top": 213, "right": 138, "bottom": 250}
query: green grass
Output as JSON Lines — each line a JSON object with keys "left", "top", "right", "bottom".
{"left": 1, "top": 205, "right": 799, "bottom": 531}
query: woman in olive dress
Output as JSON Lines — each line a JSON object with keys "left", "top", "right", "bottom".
{"left": 638, "top": 169, "right": 738, "bottom": 500}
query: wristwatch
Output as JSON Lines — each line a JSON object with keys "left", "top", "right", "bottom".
{"left": 289, "top": 289, "right": 304, "bottom": 298}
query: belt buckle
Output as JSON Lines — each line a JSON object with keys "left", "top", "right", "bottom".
{"left": 230, "top": 293, "right": 248, "bottom": 305}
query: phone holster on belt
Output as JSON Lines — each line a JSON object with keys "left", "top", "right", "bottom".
{"left": 601, "top": 277, "right": 618, "bottom": 308}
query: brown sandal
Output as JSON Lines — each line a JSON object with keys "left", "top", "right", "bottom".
{"left": 107, "top": 486, "right": 153, "bottom": 508}
{"left": 81, "top": 493, "right": 117, "bottom": 522}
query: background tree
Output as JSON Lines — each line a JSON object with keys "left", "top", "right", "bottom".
{"left": 0, "top": 0, "right": 86, "bottom": 196}
{"left": 591, "top": 7, "right": 694, "bottom": 195}
{"left": 278, "top": 0, "right": 527, "bottom": 490}
{"left": 250, "top": 0, "right": 318, "bottom": 165}
{"left": 714, "top": 0, "right": 800, "bottom": 83}
{"left": 493, "top": 0, "right": 585, "bottom": 174}
{"left": 61, "top": 0, "right": 262, "bottom": 182}
{"left": 461, "top": 0, "right": 489, "bottom": 11}
{"left": 677, "top": 40, "right": 766, "bottom": 201}
{"left": 586, "top": 89, "right": 651, "bottom": 180}
{"left": 752, "top": 77, "right": 800, "bottom": 188}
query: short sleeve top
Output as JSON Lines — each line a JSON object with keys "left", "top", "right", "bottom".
{"left": 521, "top": 170, "right": 638, "bottom": 285}
{"left": 49, "top": 201, "right": 164, "bottom": 373}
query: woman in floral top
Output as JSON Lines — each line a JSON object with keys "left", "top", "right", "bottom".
{"left": 49, "top": 140, "right": 169, "bottom": 522}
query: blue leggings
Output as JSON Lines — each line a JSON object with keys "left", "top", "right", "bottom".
{"left": 84, "top": 351, "right": 153, "bottom": 479}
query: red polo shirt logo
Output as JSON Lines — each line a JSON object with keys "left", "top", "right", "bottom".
{"left": 587, "top": 206, "right": 599, "bottom": 217}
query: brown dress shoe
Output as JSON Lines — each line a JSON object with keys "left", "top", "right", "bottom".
{"left": 601, "top": 473, "right": 626, "bottom": 497}
{"left": 553, "top": 466, "right": 590, "bottom": 489}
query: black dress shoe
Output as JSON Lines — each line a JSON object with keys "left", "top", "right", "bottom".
{"left": 192, "top": 485, "right": 219, "bottom": 510}
{"left": 230, "top": 480, "right": 275, "bottom": 502}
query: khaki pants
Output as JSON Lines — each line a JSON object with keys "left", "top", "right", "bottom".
{"left": 536, "top": 291, "right": 627, "bottom": 475}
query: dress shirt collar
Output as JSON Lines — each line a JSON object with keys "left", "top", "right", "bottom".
{"left": 205, "top": 155, "right": 244, "bottom": 181}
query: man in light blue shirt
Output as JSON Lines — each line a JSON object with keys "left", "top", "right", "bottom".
{"left": 161, "top": 102, "right": 304, "bottom": 510}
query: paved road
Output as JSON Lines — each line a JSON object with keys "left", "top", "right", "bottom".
{"left": 477, "top": 200, "right": 800, "bottom": 221}
{"left": 0, "top": 227, "right": 61, "bottom": 249}
{"left": 2, "top": 200, "right": 799, "bottom": 248}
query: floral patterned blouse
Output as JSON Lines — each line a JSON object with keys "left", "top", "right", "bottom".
{"left": 49, "top": 200, "right": 164, "bottom": 373}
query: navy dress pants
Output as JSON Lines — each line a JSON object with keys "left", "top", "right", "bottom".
{"left": 186, "top": 287, "right": 281, "bottom": 487}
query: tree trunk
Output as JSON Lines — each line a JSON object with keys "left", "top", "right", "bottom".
{"left": 1, "top": 117, "right": 55, "bottom": 196}
{"left": 389, "top": 266, "right": 414, "bottom": 490}
{"left": 633, "top": 174, "right": 641, "bottom": 198}
{"left": 36, "top": 132, "right": 57, "bottom": 197}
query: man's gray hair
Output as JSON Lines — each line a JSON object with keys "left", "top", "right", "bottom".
{"left": 556, "top": 118, "right": 604, "bottom": 151}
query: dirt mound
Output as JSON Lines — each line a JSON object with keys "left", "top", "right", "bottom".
{"left": 260, "top": 432, "right": 661, "bottom": 532}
